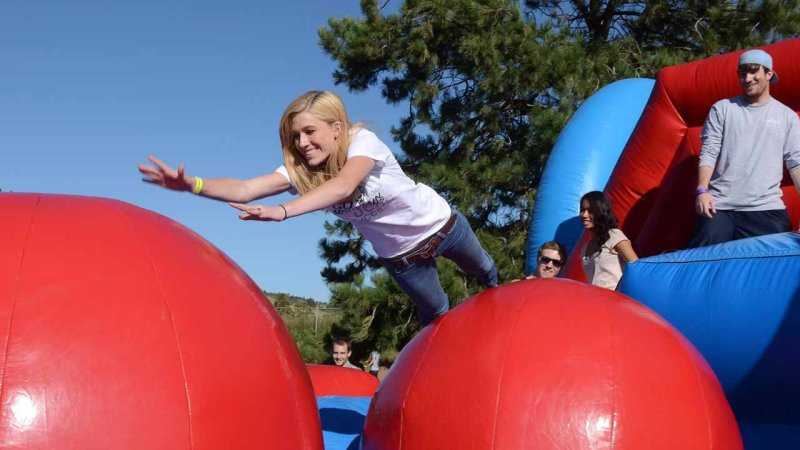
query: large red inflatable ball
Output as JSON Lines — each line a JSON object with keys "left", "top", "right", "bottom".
{"left": 363, "top": 279, "right": 742, "bottom": 450}
{"left": 0, "top": 194, "right": 322, "bottom": 449}
{"left": 307, "top": 364, "right": 379, "bottom": 397}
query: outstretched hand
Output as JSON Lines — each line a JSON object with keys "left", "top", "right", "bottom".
{"left": 229, "top": 202, "right": 286, "bottom": 221}
{"left": 138, "top": 155, "right": 192, "bottom": 192}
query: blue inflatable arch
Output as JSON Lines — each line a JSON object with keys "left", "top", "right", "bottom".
{"left": 526, "top": 78, "right": 654, "bottom": 275}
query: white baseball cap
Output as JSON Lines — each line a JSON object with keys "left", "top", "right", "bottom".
{"left": 739, "top": 49, "right": 778, "bottom": 84}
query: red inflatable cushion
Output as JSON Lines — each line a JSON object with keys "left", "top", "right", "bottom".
{"left": 0, "top": 193, "right": 322, "bottom": 449}
{"left": 364, "top": 280, "right": 741, "bottom": 449}
{"left": 307, "top": 364, "right": 379, "bottom": 397}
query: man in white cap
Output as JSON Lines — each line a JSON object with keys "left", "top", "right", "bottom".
{"left": 689, "top": 48, "right": 800, "bottom": 248}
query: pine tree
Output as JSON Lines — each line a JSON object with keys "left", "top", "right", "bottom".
{"left": 318, "top": 219, "right": 381, "bottom": 283}
{"left": 327, "top": 272, "right": 419, "bottom": 364}
{"left": 317, "top": 0, "right": 800, "bottom": 355}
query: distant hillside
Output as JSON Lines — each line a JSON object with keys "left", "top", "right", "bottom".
{"left": 263, "top": 291, "right": 342, "bottom": 363}
{"left": 263, "top": 291, "right": 323, "bottom": 307}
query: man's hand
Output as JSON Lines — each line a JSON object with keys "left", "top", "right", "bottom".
{"left": 695, "top": 192, "right": 716, "bottom": 218}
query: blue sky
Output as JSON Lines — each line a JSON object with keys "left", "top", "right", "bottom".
{"left": 0, "top": 1, "right": 404, "bottom": 302}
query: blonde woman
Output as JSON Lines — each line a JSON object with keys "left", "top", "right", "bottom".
{"left": 139, "top": 90, "right": 497, "bottom": 326}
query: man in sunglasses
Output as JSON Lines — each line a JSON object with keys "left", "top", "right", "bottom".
{"left": 526, "top": 241, "right": 567, "bottom": 279}
{"left": 689, "top": 48, "right": 800, "bottom": 248}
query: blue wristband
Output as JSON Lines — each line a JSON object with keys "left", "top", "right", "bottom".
{"left": 695, "top": 187, "right": 710, "bottom": 197}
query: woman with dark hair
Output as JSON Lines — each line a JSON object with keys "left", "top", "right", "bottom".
{"left": 579, "top": 191, "right": 638, "bottom": 290}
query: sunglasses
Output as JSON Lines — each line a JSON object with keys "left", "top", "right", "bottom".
{"left": 539, "top": 256, "right": 564, "bottom": 268}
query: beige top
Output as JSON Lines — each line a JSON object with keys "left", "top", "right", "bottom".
{"left": 582, "top": 228, "right": 628, "bottom": 290}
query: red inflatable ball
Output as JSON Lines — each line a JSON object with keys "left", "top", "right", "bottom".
{"left": 307, "top": 364, "right": 379, "bottom": 397}
{"left": 0, "top": 194, "right": 322, "bottom": 449}
{"left": 364, "top": 279, "right": 742, "bottom": 450}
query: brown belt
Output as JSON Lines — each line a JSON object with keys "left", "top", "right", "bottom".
{"left": 383, "top": 214, "right": 457, "bottom": 268}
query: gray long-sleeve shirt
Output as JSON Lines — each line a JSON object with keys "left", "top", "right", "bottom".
{"left": 699, "top": 96, "right": 800, "bottom": 211}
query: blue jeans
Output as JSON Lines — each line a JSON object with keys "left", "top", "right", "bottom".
{"left": 380, "top": 211, "right": 498, "bottom": 325}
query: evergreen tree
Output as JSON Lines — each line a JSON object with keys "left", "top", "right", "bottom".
{"left": 328, "top": 272, "right": 418, "bottom": 363}
{"left": 318, "top": 219, "right": 381, "bottom": 283}
{"left": 527, "top": 0, "right": 800, "bottom": 66}
{"left": 317, "top": 0, "right": 799, "bottom": 355}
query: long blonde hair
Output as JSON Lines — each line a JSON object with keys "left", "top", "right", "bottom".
{"left": 279, "top": 91, "right": 353, "bottom": 194}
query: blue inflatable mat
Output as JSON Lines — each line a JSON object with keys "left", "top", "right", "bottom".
{"left": 317, "top": 396, "right": 372, "bottom": 450}
{"left": 618, "top": 232, "right": 800, "bottom": 448}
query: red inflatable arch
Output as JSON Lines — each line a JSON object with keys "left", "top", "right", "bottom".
{"left": 306, "top": 364, "right": 379, "bottom": 397}
{"left": 0, "top": 194, "right": 322, "bottom": 449}
{"left": 565, "top": 38, "right": 800, "bottom": 277}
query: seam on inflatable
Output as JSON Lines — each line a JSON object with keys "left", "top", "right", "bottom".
{"left": 636, "top": 253, "right": 800, "bottom": 265}
{"left": 489, "top": 291, "right": 527, "bottom": 449}
{"left": 397, "top": 313, "right": 446, "bottom": 448}
{"left": 248, "top": 279, "right": 310, "bottom": 445}
{"left": 609, "top": 78, "right": 687, "bottom": 240}
{"left": 0, "top": 194, "right": 40, "bottom": 444}
{"left": 114, "top": 200, "right": 196, "bottom": 449}
{"left": 652, "top": 69, "right": 688, "bottom": 133}
{"left": 165, "top": 221, "right": 313, "bottom": 445}
{"left": 608, "top": 302, "right": 618, "bottom": 449}
{"left": 675, "top": 326, "right": 714, "bottom": 447}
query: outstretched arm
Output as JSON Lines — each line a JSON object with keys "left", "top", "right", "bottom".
{"left": 138, "top": 155, "right": 290, "bottom": 203}
{"left": 230, "top": 156, "right": 375, "bottom": 221}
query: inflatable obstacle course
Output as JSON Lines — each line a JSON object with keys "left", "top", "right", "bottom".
{"left": 529, "top": 37, "right": 800, "bottom": 448}
{"left": 5, "top": 39, "right": 799, "bottom": 449}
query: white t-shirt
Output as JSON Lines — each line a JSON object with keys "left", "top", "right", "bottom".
{"left": 369, "top": 351, "right": 380, "bottom": 371}
{"left": 275, "top": 129, "right": 451, "bottom": 258}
